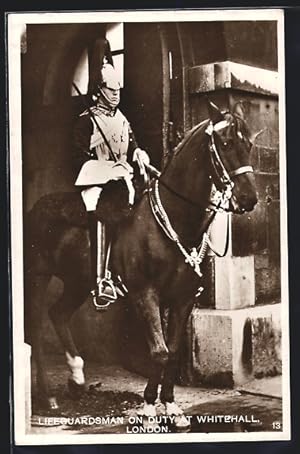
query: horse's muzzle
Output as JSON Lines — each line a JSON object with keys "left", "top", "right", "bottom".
{"left": 230, "top": 193, "right": 258, "bottom": 214}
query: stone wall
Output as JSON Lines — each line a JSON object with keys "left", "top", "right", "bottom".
{"left": 176, "top": 20, "right": 282, "bottom": 386}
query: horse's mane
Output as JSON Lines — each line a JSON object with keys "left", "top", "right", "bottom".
{"left": 172, "top": 119, "right": 209, "bottom": 157}
{"left": 172, "top": 110, "right": 250, "bottom": 160}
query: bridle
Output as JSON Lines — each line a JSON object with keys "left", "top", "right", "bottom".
{"left": 205, "top": 118, "right": 254, "bottom": 198}
{"left": 148, "top": 116, "right": 254, "bottom": 294}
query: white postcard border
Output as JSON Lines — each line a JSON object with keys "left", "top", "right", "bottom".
{"left": 7, "top": 8, "right": 290, "bottom": 445}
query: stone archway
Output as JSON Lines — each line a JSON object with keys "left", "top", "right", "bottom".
{"left": 22, "top": 24, "right": 107, "bottom": 211}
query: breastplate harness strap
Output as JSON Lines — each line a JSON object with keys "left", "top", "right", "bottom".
{"left": 148, "top": 179, "right": 231, "bottom": 296}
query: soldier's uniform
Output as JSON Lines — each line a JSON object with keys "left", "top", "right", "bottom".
{"left": 73, "top": 102, "right": 139, "bottom": 175}
{"left": 73, "top": 62, "right": 150, "bottom": 307}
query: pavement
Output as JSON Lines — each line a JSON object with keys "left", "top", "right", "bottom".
{"left": 29, "top": 358, "right": 283, "bottom": 436}
{"left": 237, "top": 375, "right": 282, "bottom": 399}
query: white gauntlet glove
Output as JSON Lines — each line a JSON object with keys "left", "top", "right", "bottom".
{"left": 132, "top": 148, "right": 150, "bottom": 176}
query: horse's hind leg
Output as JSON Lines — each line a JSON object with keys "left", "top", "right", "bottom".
{"left": 48, "top": 278, "right": 90, "bottom": 399}
{"left": 25, "top": 272, "right": 57, "bottom": 410}
{"left": 143, "top": 305, "right": 169, "bottom": 414}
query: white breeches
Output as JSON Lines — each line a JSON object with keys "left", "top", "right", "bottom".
{"left": 81, "top": 187, "right": 103, "bottom": 211}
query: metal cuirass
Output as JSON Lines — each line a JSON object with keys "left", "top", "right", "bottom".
{"left": 89, "top": 108, "right": 129, "bottom": 162}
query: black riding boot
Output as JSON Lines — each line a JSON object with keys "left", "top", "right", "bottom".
{"left": 87, "top": 212, "right": 120, "bottom": 310}
{"left": 87, "top": 211, "right": 99, "bottom": 296}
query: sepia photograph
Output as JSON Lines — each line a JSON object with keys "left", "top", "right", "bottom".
{"left": 7, "top": 9, "right": 290, "bottom": 445}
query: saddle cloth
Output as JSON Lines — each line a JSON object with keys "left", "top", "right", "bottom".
{"left": 75, "top": 159, "right": 133, "bottom": 186}
{"left": 76, "top": 160, "right": 135, "bottom": 206}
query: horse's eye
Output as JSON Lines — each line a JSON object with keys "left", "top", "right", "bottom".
{"left": 222, "top": 139, "right": 232, "bottom": 149}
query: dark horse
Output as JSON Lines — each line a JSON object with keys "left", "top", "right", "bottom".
{"left": 24, "top": 101, "right": 257, "bottom": 425}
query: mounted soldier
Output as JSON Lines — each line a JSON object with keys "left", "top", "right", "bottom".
{"left": 27, "top": 91, "right": 258, "bottom": 413}
{"left": 73, "top": 42, "right": 150, "bottom": 309}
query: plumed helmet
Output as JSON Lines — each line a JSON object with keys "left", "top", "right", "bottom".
{"left": 101, "top": 62, "right": 121, "bottom": 90}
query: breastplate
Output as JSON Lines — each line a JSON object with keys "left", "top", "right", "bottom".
{"left": 90, "top": 109, "right": 129, "bottom": 162}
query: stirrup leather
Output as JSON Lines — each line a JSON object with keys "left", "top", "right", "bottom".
{"left": 91, "top": 229, "right": 128, "bottom": 310}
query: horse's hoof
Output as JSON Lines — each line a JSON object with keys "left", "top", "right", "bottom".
{"left": 48, "top": 396, "right": 59, "bottom": 410}
{"left": 137, "top": 402, "right": 157, "bottom": 418}
{"left": 164, "top": 402, "right": 191, "bottom": 432}
{"left": 68, "top": 378, "right": 86, "bottom": 399}
{"left": 165, "top": 401, "right": 183, "bottom": 416}
{"left": 142, "top": 418, "right": 160, "bottom": 432}
{"left": 174, "top": 415, "right": 191, "bottom": 432}
{"left": 35, "top": 395, "right": 59, "bottom": 411}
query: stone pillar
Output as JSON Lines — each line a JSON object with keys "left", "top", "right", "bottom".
{"left": 179, "top": 21, "right": 282, "bottom": 386}
{"left": 210, "top": 212, "right": 256, "bottom": 310}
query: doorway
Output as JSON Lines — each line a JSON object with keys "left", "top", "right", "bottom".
{"left": 122, "top": 22, "right": 184, "bottom": 169}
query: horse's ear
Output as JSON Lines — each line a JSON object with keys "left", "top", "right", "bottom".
{"left": 206, "top": 98, "right": 224, "bottom": 124}
{"left": 233, "top": 101, "right": 246, "bottom": 120}
{"left": 249, "top": 127, "right": 267, "bottom": 145}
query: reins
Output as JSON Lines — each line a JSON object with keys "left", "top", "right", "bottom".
{"left": 145, "top": 117, "right": 253, "bottom": 213}
{"left": 144, "top": 163, "right": 231, "bottom": 213}
{"left": 158, "top": 174, "right": 231, "bottom": 212}
{"left": 146, "top": 116, "right": 254, "bottom": 290}
{"left": 148, "top": 178, "right": 230, "bottom": 290}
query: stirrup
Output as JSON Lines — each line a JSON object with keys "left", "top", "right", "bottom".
{"left": 99, "top": 270, "right": 118, "bottom": 302}
{"left": 91, "top": 270, "right": 118, "bottom": 311}
{"left": 91, "top": 289, "right": 111, "bottom": 311}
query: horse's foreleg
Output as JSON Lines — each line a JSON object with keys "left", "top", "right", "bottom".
{"left": 160, "top": 300, "right": 195, "bottom": 413}
{"left": 48, "top": 279, "right": 89, "bottom": 399}
{"left": 134, "top": 287, "right": 168, "bottom": 410}
{"left": 143, "top": 362, "right": 163, "bottom": 408}
{"left": 159, "top": 301, "right": 195, "bottom": 431}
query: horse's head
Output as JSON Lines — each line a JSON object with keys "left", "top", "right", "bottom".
{"left": 207, "top": 100, "right": 258, "bottom": 214}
